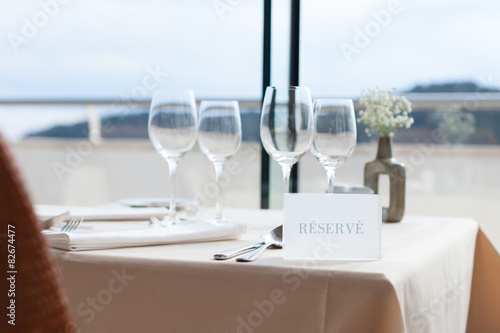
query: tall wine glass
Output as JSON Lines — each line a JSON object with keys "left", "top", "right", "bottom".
{"left": 260, "top": 86, "right": 314, "bottom": 194}
{"left": 148, "top": 90, "right": 197, "bottom": 225}
{"left": 311, "top": 99, "right": 357, "bottom": 193}
{"left": 197, "top": 101, "right": 242, "bottom": 224}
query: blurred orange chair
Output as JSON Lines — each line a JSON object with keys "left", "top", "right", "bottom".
{"left": 0, "top": 133, "right": 76, "bottom": 332}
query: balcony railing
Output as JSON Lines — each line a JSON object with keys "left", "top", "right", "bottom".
{"left": 2, "top": 93, "right": 500, "bottom": 145}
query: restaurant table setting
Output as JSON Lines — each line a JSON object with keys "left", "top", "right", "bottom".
{"left": 37, "top": 87, "right": 500, "bottom": 332}
{"left": 35, "top": 86, "right": 370, "bottom": 262}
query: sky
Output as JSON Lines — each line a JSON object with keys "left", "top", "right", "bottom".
{"left": 1, "top": 0, "right": 500, "bottom": 139}
{"left": 1, "top": 0, "right": 500, "bottom": 99}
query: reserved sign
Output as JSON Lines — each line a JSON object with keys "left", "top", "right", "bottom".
{"left": 283, "top": 193, "right": 381, "bottom": 260}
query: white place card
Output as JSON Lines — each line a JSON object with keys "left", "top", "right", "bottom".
{"left": 283, "top": 193, "right": 381, "bottom": 260}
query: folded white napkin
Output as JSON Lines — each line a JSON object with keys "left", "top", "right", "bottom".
{"left": 35, "top": 204, "right": 169, "bottom": 221}
{"left": 44, "top": 221, "right": 247, "bottom": 251}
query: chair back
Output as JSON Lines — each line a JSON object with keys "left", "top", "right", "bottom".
{"left": 0, "top": 134, "right": 75, "bottom": 332}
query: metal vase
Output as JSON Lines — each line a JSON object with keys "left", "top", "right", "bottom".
{"left": 364, "top": 136, "right": 405, "bottom": 222}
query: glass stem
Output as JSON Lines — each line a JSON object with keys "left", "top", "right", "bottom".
{"left": 282, "top": 164, "right": 292, "bottom": 194}
{"left": 167, "top": 158, "right": 178, "bottom": 220}
{"left": 327, "top": 168, "right": 336, "bottom": 194}
{"left": 213, "top": 161, "right": 225, "bottom": 221}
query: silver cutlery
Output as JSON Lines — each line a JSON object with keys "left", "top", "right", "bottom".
{"left": 214, "top": 225, "right": 283, "bottom": 261}
{"left": 60, "top": 216, "right": 84, "bottom": 233}
{"left": 213, "top": 242, "right": 264, "bottom": 260}
{"left": 236, "top": 225, "right": 283, "bottom": 262}
{"left": 40, "top": 211, "right": 70, "bottom": 230}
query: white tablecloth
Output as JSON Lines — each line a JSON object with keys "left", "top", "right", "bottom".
{"left": 51, "top": 208, "right": 500, "bottom": 333}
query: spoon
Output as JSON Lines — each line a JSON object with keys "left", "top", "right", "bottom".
{"left": 213, "top": 225, "right": 283, "bottom": 260}
{"left": 236, "top": 225, "right": 283, "bottom": 262}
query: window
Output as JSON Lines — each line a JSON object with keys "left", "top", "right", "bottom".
{"left": 0, "top": 0, "right": 264, "bottom": 208}
{"left": 299, "top": 0, "right": 500, "bottom": 237}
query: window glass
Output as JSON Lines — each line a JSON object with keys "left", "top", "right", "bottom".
{"left": 301, "top": 0, "right": 500, "bottom": 143}
{"left": 300, "top": 0, "right": 500, "bottom": 238}
{"left": 0, "top": 1, "right": 263, "bottom": 209}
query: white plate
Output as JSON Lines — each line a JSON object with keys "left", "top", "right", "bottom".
{"left": 34, "top": 204, "right": 169, "bottom": 221}
{"left": 118, "top": 198, "right": 199, "bottom": 209}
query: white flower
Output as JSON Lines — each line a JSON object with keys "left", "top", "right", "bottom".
{"left": 358, "top": 88, "right": 413, "bottom": 137}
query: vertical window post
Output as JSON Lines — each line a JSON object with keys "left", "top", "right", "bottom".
{"left": 260, "top": 0, "right": 272, "bottom": 208}
{"left": 261, "top": 0, "right": 302, "bottom": 208}
{"left": 289, "top": 0, "right": 300, "bottom": 193}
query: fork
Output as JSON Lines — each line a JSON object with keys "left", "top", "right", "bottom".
{"left": 60, "top": 216, "right": 84, "bottom": 233}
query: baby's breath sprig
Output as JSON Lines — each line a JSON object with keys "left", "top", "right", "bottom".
{"left": 358, "top": 88, "right": 414, "bottom": 137}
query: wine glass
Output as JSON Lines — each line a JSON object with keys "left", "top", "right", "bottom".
{"left": 310, "top": 99, "right": 357, "bottom": 193}
{"left": 148, "top": 90, "right": 197, "bottom": 226}
{"left": 260, "top": 86, "right": 314, "bottom": 194}
{"left": 197, "top": 101, "right": 242, "bottom": 224}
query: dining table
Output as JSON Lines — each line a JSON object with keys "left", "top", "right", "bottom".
{"left": 49, "top": 207, "right": 500, "bottom": 333}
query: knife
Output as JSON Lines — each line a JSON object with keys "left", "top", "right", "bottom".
{"left": 39, "top": 211, "right": 70, "bottom": 230}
